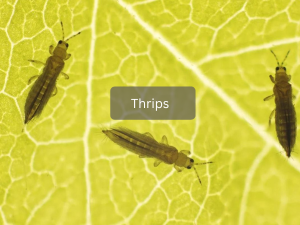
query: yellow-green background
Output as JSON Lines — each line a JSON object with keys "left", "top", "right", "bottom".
{"left": 1, "top": 0, "right": 300, "bottom": 224}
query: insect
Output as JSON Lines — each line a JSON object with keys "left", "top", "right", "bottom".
{"left": 264, "top": 50, "right": 296, "bottom": 157}
{"left": 103, "top": 127, "right": 212, "bottom": 185}
{"left": 24, "top": 21, "right": 80, "bottom": 124}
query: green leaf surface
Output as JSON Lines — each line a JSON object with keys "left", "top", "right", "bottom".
{"left": 1, "top": 0, "right": 300, "bottom": 224}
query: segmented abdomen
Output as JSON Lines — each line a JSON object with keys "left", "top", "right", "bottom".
{"left": 274, "top": 87, "right": 296, "bottom": 157}
{"left": 103, "top": 128, "right": 178, "bottom": 164}
{"left": 24, "top": 56, "right": 64, "bottom": 124}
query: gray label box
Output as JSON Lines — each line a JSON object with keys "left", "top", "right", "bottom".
{"left": 110, "top": 87, "right": 195, "bottom": 120}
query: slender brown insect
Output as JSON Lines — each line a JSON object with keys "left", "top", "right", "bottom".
{"left": 103, "top": 127, "right": 212, "bottom": 185}
{"left": 264, "top": 50, "right": 296, "bottom": 157}
{"left": 24, "top": 22, "right": 80, "bottom": 124}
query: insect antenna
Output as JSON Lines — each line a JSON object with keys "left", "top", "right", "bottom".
{"left": 193, "top": 167, "right": 202, "bottom": 185}
{"left": 194, "top": 162, "right": 213, "bottom": 166}
{"left": 270, "top": 49, "right": 280, "bottom": 66}
{"left": 281, "top": 50, "right": 290, "bottom": 66}
{"left": 60, "top": 21, "right": 81, "bottom": 42}
{"left": 65, "top": 31, "right": 81, "bottom": 42}
{"left": 60, "top": 21, "right": 65, "bottom": 40}
{"left": 193, "top": 162, "right": 213, "bottom": 186}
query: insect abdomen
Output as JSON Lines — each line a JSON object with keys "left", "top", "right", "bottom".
{"left": 24, "top": 57, "right": 63, "bottom": 123}
{"left": 274, "top": 85, "right": 296, "bottom": 157}
{"left": 103, "top": 128, "right": 178, "bottom": 164}
{"left": 25, "top": 78, "right": 53, "bottom": 122}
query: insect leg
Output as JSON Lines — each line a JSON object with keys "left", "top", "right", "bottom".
{"left": 174, "top": 165, "right": 183, "bottom": 172}
{"left": 180, "top": 150, "right": 191, "bottom": 155}
{"left": 268, "top": 108, "right": 275, "bottom": 126}
{"left": 263, "top": 94, "right": 275, "bottom": 101}
{"left": 288, "top": 75, "right": 291, "bottom": 81}
{"left": 269, "top": 75, "right": 275, "bottom": 83}
{"left": 161, "top": 135, "right": 168, "bottom": 145}
{"left": 154, "top": 160, "right": 162, "bottom": 167}
{"left": 28, "top": 59, "right": 45, "bottom": 66}
{"left": 49, "top": 45, "right": 54, "bottom": 55}
{"left": 28, "top": 75, "right": 39, "bottom": 84}
{"left": 60, "top": 71, "right": 69, "bottom": 80}
{"left": 51, "top": 86, "right": 57, "bottom": 97}
{"left": 144, "top": 132, "right": 154, "bottom": 138}
{"left": 65, "top": 54, "right": 71, "bottom": 60}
